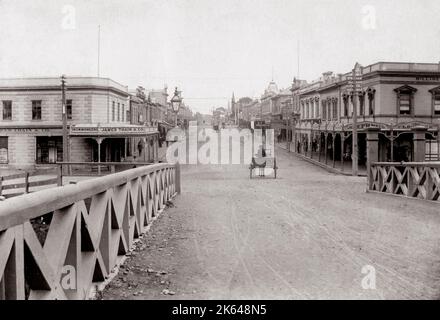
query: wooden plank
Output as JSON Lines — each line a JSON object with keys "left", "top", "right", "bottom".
{"left": 0, "top": 228, "right": 15, "bottom": 278}
{"left": 28, "top": 178, "right": 59, "bottom": 189}
{"left": 4, "top": 226, "right": 25, "bottom": 300}
{"left": 1, "top": 178, "right": 58, "bottom": 191}
{"left": 1, "top": 168, "right": 61, "bottom": 182}
{"left": 1, "top": 173, "right": 27, "bottom": 181}
{"left": 1, "top": 183, "right": 27, "bottom": 191}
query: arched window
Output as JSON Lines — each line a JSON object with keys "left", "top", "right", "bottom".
{"left": 301, "top": 101, "right": 305, "bottom": 119}
{"left": 332, "top": 98, "right": 338, "bottom": 119}
{"left": 327, "top": 98, "right": 331, "bottom": 120}
{"left": 315, "top": 98, "right": 320, "bottom": 118}
{"left": 366, "top": 88, "right": 376, "bottom": 116}
{"left": 342, "top": 94, "right": 349, "bottom": 117}
{"left": 359, "top": 92, "right": 365, "bottom": 116}
{"left": 322, "top": 100, "right": 327, "bottom": 120}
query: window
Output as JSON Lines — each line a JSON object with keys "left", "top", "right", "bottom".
{"left": 126, "top": 110, "right": 130, "bottom": 122}
{"left": 434, "top": 95, "right": 440, "bottom": 115}
{"left": 36, "top": 137, "right": 63, "bottom": 164}
{"left": 322, "top": 101, "right": 327, "bottom": 120}
{"left": 343, "top": 95, "right": 349, "bottom": 117}
{"left": 117, "top": 103, "right": 120, "bottom": 121}
{"left": 429, "top": 87, "right": 440, "bottom": 116}
{"left": 122, "top": 104, "right": 125, "bottom": 122}
{"left": 394, "top": 85, "right": 417, "bottom": 116}
{"left": 66, "top": 99, "right": 72, "bottom": 120}
{"left": 327, "top": 101, "right": 331, "bottom": 120}
{"left": 112, "top": 101, "right": 115, "bottom": 121}
{"left": 399, "top": 94, "right": 411, "bottom": 115}
{"left": 367, "top": 88, "right": 376, "bottom": 116}
{"left": 425, "top": 139, "right": 439, "bottom": 161}
{"left": 332, "top": 99, "right": 338, "bottom": 119}
{"left": 32, "top": 100, "right": 42, "bottom": 120}
{"left": 359, "top": 94, "right": 365, "bottom": 116}
{"left": 2, "top": 101, "right": 12, "bottom": 120}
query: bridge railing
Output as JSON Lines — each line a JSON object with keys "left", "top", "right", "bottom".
{"left": 368, "top": 162, "right": 440, "bottom": 202}
{"left": 0, "top": 162, "right": 180, "bottom": 300}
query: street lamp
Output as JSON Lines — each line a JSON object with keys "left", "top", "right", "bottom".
{"left": 170, "top": 87, "right": 182, "bottom": 127}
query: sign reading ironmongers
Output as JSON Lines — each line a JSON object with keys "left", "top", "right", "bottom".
{"left": 70, "top": 125, "right": 158, "bottom": 136}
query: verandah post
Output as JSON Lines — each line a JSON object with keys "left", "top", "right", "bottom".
{"left": 366, "top": 127, "right": 380, "bottom": 191}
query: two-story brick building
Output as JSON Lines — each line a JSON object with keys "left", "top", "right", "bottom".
{"left": 0, "top": 77, "right": 159, "bottom": 169}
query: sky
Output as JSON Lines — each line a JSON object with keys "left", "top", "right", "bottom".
{"left": 1, "top": 0, "right": 440, "bottom": 114}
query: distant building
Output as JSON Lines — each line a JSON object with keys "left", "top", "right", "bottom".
{"left": 213, "top": 107, "right": 227, "bottom": 129}
{"left": 195, "top": 113, "right": 213, "bottom": 126}
{"left": 177, "top": 102, "right": 193, "bottom": 129}
{"left": 148, "top": 86, "right": 169, "bottom": 125}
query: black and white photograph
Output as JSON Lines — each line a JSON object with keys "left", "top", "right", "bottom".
{"left": 0, "top": 0, "right": 440, "bottom": 309}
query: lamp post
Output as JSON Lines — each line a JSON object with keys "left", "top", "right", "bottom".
{"left": 170, "top": 87, "right": 182, "bottom": 127}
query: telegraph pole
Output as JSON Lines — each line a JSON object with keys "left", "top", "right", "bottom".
{"left": 351, "top": 64, "right": 360, "bottom": 176}
{"left": 61, "top": 75, "right": 68, "bottom": 167}
{"left": 97, "top": 25, "right": 101, "bottom": 77}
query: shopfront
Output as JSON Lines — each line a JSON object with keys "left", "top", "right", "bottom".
{"left": 36, "top": 136, "right": 63, "bottom": 164}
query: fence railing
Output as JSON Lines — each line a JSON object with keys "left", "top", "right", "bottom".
{"left": 57, "top": 161, "right": 156, "bottom": 176}
{"left": 368, "top": 162, "right": 440, "bottom": 202}
{"left": 0, "top": 162, "right": 180, "bottom": 300}
{"left": 0, "top": 168, "right": 62, "bottom": 199}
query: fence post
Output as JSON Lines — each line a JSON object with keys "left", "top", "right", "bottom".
{"left": 175, "top": 162, "right": 181, "bottom": 194}
{"left": 24, "top": 172, "right": 29, "bottom": 194}
{"left": 0, "top": 176, "right": 4, "bottom": 200}
{"left": 57, "top": 165, "right": 63, "bottom": 186}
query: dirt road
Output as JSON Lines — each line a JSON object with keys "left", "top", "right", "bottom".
{"left": 101, "top": 147, "right": 440, "bottom": 300}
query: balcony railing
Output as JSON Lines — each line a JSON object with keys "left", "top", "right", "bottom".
{"left": 368, "top": 162, "right": 440, "bottom": 202}
{"left": 0, "top": 163, "right": 180, "bottom": 299}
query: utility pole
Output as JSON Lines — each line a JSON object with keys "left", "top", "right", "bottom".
{"left": 351, "top": 63, "right": 361, "bottom": 176}
{"left": 61, "top": 75, "right": 68, "bottom": 169}
{"left": 97, "top": 25, "right": 101, "bottom": 77}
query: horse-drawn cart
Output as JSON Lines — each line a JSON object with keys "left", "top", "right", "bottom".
{"left": 249, "top": 150, "right": 278, "bottom": 179}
